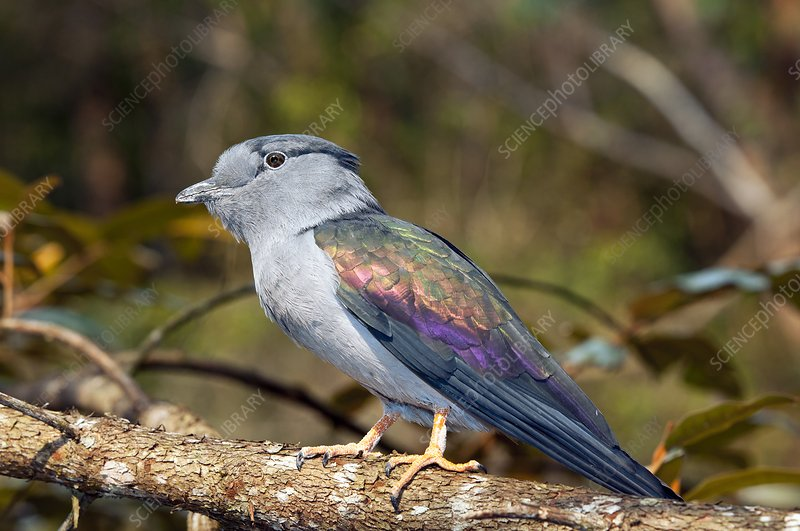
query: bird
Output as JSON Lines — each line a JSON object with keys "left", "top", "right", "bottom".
{"left": 176, "top": 134, "right": 682, "bottom": 509}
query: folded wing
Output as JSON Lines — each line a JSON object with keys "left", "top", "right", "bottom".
{"left": 314, "top": 214, "right": 680, "bottom": 500}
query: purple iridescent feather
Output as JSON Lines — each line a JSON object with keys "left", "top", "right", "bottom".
{"left": 314, "top": 214, "right": 616, "bottom": 446}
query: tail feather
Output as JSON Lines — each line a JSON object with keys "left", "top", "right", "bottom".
{"left": 452, "top": 371, "right": 683, "bottom": 500}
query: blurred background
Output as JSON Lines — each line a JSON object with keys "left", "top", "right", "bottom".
{"left": 0, "top": 1, "right": 799, "bottom": 528}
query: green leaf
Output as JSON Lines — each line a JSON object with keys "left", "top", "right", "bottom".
{"left": 629, "top": 268, "right": 770, "bottom": 321}
{"left": 683, "top": 420, "right": 760, "bottom": 455}
{"left": 653, "top": 449, "right": 684, "bottom": 486}
{"left": 629, "top": 288, "right": 698, "bottom": 322}
{"left": 562, "top": 337, "right": 626, "bottom": 370}
{"left": 693, "top": 448, "right": 752, "bottom": 470}
{"left": 0, "top": 173, "right": 58, "bottom": 214}
{"left": 666, "top": 395, "right": 796, "bottom": 450}
{"left": 101, "top": 197, "right": 199, "bottom": 243}
{"left": 685, "top": 468, "right": 800, "bottom": 501}
{"left": 0, "top": 170, "right": 28, "bottom": 208}
{"left": 635, "top": 335, "right": 741, "bottom": 397}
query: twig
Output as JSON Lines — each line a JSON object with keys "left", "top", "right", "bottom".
{"left": 56, "top": 494, "right": 90, "bottom": 531}
{"left": 650, "top": 0, "right": 766, "bottom": 136}
{"left": 0, "top": 318, "right": 150, "bottom": 414}
{"left": 56, "top": 510, "right": 75, "bottom": 531}
{"left": 0, "top": 390, "right": 78, "bottom": 440}
{"left": 132, "top": 283, "right": 254, "bottom": 369}
{"left": 139, "top": 357, "right": 406, "bottom": 453}
{"left": 14, "top": 243, "right": 105, "bottom": 312}
{"left": 490, "top": 273, "right": 629, "bottom": 337}
{"left": 412, "top": 28, "right": 744, "bottom": 213}
{"left": 2, "top": 226, "right": 13, "bottom": 318}
{"left": 599, "top": 35, "right": 774, "bottom": 219}
{"left": 489, "top": 274, "right": 661, "bottom": 372}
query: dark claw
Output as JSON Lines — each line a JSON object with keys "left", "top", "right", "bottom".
{"left": 390, "top": 494, "right": 401, "bottom": 513}
{"left": 385, "top": 461, "right": 394, "bottom": 478}
{"left": 321, "top": 452, "right": 331, "bottom": 467}
{"left": 476, "top": 462, "right": 487, "bottom": 474}
{"left": 356, "top": 449, "right": 364, "bottom": 459}
{"left": 296, "top": 451, "right": 305, "bottom": 471}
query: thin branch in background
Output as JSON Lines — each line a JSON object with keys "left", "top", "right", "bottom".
{"left": 1, "top": 175, "right": 62, "bottom": 315}
{"left": 132, "top": 283, "right": 254, "bottom": 370}
{"left": 56, "top": 494, "right": 90, "bottom": 531}
{"left": 598, "top": 33, "right": 775, "bottom": 218}
{"left": 14, "top": 243, "right": 105, "bottom": 312}
{"left": 412, "top": 28, "right": 743, "bottom": 213}
{"left": 490, "top": 274, "right": 664, "bottom": 373}
{"left": 650, "top": 0, "right": 763, "bottom": 129}
{"left": 415, "top": 22, "right": 797, "bottom": 265}
{"left": 0, "top": 318, "right": 150, "bottom": 414}
{"left": 2, "top": 221, "right": 13, "bottom": 318}
{"left": 490, "top": 273, "right": 629, "bottom": 336}
{"left": 720, "top": 182, "right": 800, "bottom": 265}
{"left": 139, "top": 357, "right": 407, "bottom": 454}
{"left": 0, "top": 390, "right": 78, "bottom": 440}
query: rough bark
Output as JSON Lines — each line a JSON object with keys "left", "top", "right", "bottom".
{"left": 7, "top": 374, "right": 223, "bottom": 530}
{"left": 1, "top": 405, "right": 797, "bottom": 530}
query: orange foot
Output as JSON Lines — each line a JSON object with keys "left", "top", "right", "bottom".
{"left": 295, "top": 413, "right": 398, "bottom": 470}
{"left": 384, "top": 408, "right": 486, "bottom": 511}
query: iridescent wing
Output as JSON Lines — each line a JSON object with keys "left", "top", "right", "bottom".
{"left": 314, "top": 214, "right": 679, "bottom": 499}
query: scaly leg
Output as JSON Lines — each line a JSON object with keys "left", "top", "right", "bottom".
{"left": 296, "top": 412, "right": 399, "bottom": 470}
{"left": 384, "top": 407, "right": 486, "bottom": 510}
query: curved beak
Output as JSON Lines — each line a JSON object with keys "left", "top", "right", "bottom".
{"left": 176, "top": 180, "right": 221, "bottom": 204}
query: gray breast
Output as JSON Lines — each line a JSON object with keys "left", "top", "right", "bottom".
{"left": 247, "top": 230, "right": 488, "bottom": 432}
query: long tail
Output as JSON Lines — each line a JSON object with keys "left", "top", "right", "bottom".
{"left": 465, "top": 375, "right": 683, "bottom": 500}
{"left": 501, "top": 416, "right": 682, "bottom": 500}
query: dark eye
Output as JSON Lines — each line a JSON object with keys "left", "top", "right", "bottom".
{"left": 265, "top": 151, "right": 286, "bottom": 169}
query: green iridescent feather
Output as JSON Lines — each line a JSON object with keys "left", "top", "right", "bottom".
{"left": 314, "top": 214, "right": 615, "bottom": 443}
{"left": 312, "top": 214, "right": 683, "bottom": 499}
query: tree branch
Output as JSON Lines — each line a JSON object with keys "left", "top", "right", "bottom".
{"left": 0, "top": 390, "right": 78, "bottom": 439}
{"left": 0, "top": 318, "right": 150, "bottom": 414}
{"left": 413, "top": 27, "right": 747, "bottom": 214}
{"left": 2, "top": 221, "right": 14, "bottom": 318}
{"left": 133, "top": 283, "right": 254, "bottom": 369}
{"left": 14, "top": 243, "right": 105, "bottom": 312}
{"left": 490, "top": 274, "right": 628, "bottom": 336}
{"left": 1, "top": 402, "right": 796, "bottom": 530}
{"left": 598, "top": 31, "right": 775, "bottom": 219}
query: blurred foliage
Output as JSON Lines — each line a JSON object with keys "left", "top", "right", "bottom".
{"left": 651, "top": 395, "right": 798, "bottom": 498}
{"left": 0, "top": 0, "right": 799, "bottom": 528}
{"left": 630, "top": 263, "right": 800, "bottom": 321}
{"left": 685, "top": 468, "right": 800, "bottom": 501}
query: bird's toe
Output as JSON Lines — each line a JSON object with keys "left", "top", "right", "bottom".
{"left": 386, "top": 453, "right": 487, "bottom": 510}
{"left": 385, "top": 454, "right": 416, "bottom": 477}
{"left": 296, "top": 442, "right": 375, "bottom": 471}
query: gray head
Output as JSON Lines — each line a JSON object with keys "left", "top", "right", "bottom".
{"left": 176, "top": 135, "right": 383, "bottom": 243}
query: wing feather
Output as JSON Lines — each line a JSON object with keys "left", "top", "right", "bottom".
{"left": 314, "top": 215, "right": 680, "bottom": 500}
